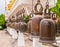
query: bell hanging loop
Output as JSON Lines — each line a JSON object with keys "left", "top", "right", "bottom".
{"left": 34, "top": 0, "right": 43, "bottom": 15}
{"left": 44, "top": 0, "right": 51, "bottom": 18}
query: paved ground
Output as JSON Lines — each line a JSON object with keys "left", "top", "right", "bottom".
{"left": 0, "top": 30, "right": 32, "bottom": 47}
{"left": 0, "top": 30, "right": 60, "bottom": 47}
{"left": 0, "top": 30, "right": 12, "bottom": 47}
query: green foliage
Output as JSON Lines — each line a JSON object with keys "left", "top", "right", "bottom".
{"left": 0, "top": 14, "right": 6, "bottom": 30}
{"left": 50, "top": 0, "right": 60, "bottom": 18}
{"left": 0, "top": 14, "right": 5, "bottom": 25}
{"left": 24, "top": 15, "right": 30, "bottom": 23}
{"left": 57, "top": 0, "right": 60, "bottom": 3}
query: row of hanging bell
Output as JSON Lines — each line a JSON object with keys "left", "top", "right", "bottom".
{"left": 29, "top": 0, "right": 57, "bottom": 44}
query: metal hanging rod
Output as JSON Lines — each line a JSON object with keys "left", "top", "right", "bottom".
{"left": 32, "top": 0, "right": 33, "bottom": 11}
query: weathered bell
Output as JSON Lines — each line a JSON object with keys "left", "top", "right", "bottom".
{"left": 34, "top": 0, "right": 43, "bottom": 15}
{"left": 40, "top": 18, "right": 56, "bottom": 43}
{"left": 52, "top": 12, "right": 57, "bottom": 34}
{"left": 27, "top": 20, "right": 32, "bottom": 33}
{"left": 30, "top": 16, "right": 43, "bottom": 36}
{"left": 14, "top": 22, "right": 20, "bottom": 31}
{"left": 19, "top": 22, "right": 27, "bottom": 32}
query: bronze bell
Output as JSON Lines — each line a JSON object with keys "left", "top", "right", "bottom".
{"left": 34, "top": 0, "right": 43, "bottom": 15}
{"left": 27, "top": 20, "right": 32, "bottom": 33}
{"left": 40, "top": 18, "right": 56, "bottom": 43}
{"left": 52, "top": 12, "right": 57, "bottom": 32}
{"left": 19, "top": 22, "right": 27, "bottom": 32}
{"left": 30, "top": 17, "right": 43, "bottom": 36}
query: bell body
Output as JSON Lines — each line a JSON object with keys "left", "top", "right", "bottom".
{"left": 40, "top": 19, "right": 56, "bottom": 43}
{"left": 19, "top": 22, "right": 27, "bottom": 32}
{"left": 31, "top": 17, "right": 43, "bottom": 36}
{"left": 27, "top": 20, "right": 32, "bottom": 33}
